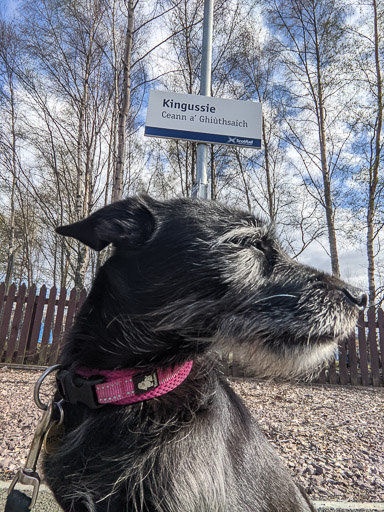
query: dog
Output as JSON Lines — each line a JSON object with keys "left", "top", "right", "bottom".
{"left": 43, "top": 195, "right": 366, "bottom": 512}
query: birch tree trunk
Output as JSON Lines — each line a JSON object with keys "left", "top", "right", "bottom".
{"left": 113, "top": 0, "right": 135, "bottom": 202}
{"left": 313, "top": 6, "right": 340, "bottom": 277}
{"left": 262, "top": 117, "right": 275, "bottom": 223}
{"left": 367, "top": 0, "right": 382, "bottom": 305}
{"left": 74, "top": 52, "right": 91, "bottom": 292}
{"left": 4, "top": 52, "right": 18, "bottom": 292}
{"left": 210, "top": 146, "right": 217, "bottom": 200}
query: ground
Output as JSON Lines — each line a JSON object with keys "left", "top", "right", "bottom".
{"left": 0, "top": 367, "right": 383, "bottom": 503}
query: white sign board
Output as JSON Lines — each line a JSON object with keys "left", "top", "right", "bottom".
{"left": 145, "top": 90, "right": 262, "bottom": 149}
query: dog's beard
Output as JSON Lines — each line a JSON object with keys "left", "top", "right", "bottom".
{"left": 234, "top": 338, "right": 339, "bottom": 380}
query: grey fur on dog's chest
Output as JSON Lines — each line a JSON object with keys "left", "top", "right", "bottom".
{"left": 173, "top": 377, "right": 314, "bottom": 512}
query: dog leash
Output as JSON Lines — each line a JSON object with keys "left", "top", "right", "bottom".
{"left": 5, "top": 365, "right": 63, "bottom": 512}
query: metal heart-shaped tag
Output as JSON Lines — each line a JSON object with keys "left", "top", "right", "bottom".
{"left": 43, "top": 421, "right": 65, "bottom": 455}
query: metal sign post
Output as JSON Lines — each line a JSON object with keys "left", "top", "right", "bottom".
{"left": 144, "top": 0, "right": 262, "bottom": 192}
{"left": 192, "top": 0, "right": 214, "bottom": 200}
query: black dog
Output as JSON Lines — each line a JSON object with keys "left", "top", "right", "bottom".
{"left": 44, "top": 195, "right": 366, "bottom": 512}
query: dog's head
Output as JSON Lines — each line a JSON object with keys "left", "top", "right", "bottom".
{"left": 57, "top": 195, "right": 366, "bottom": 377}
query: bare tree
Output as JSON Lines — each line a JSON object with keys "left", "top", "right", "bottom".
{"left": 0, "top": 16, "right": 21, "bottom": 290}
{"left": 112, "top": 0, "right": 135, "bottom": 202}
{"left": 366, "top": 0, "right": 383, "bottom": 306}
{"left": 111, "top": 0, "right": 190, "bottom": 201}
{"left": 264, "top": 0, "right": 353, "bottom": 277}
{"left": 349, "top": 0, "right": 384, "bottom": 305}
{"left": 224, "top": 21, "right": 285, "bottom": 222}
{"left": 16, "top": 0, "right": 114, "bottom": 289}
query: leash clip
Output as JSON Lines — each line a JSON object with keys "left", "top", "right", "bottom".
{"left": 6, "top": 399, "right": 55, "bottom": 510}
{"left": 6, "top": 469, "right": 39, "bottom": 511}
{"left": 6, "top": 366, "right": 64, "bottom": 511}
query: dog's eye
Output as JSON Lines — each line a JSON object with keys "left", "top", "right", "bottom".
{"left": 230, "top": 237, "right": 252, "bottom": 248}
{"left": 252, "top": 240, "right": 268, "bottom": 253}
{"left": 231, "top": 238, "right": 267, "bottom": 253}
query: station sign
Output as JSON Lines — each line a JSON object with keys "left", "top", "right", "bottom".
{"left": 145, "top": 90, "right": 262, "bottom": 149}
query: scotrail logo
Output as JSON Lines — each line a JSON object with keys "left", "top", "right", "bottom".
{"left": 227, "top": 136, "right": 254, "bottom": 145}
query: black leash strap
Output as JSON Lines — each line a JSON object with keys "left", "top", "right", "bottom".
{"left": 4, "top": 490, "right": 32, "bottom": 512}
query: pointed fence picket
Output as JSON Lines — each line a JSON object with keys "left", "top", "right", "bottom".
{"left": 48, "top": 287, "right": 67, "bottom": 365}
{"left": 5, "top": 284, "right": 27, "bottom": 363}
{"left": 0, "top": 283, "right": 16, "bottom": 357}
{"left": 15, "top": 284, "right": 37, "bottom": 364}
{"left": 0, "top": 283, "right": 383, "bottom": 386}
{"left": 38, "top": 285, "right": 57, "bottom": 365}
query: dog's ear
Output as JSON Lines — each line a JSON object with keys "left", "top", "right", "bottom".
{"left": 55, "top": 197, "right": 156, "bottom": 251}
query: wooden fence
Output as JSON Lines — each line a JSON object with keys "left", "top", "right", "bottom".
{"left": 0, "top": 283, "right": 383, "bottom": 386}
{"left": 0, "top": 283, "right": 86, "bottom": 367}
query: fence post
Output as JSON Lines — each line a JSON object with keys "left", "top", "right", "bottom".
{"left": 49, "top": 287, "right": 67, "bottom": 365}
{"left": 5, "top": 284, "right": 26, "bottom": 363}
{"left": 358, "top": 310, "right": 369, "bottom": 386}
{"left": 317, "top": 367, "right": 327, "bottom": 384}
{"left": 25, "top": 285, "right": 47, "bottom": 364}
{"left": 347, "top": 333, "right": 359, "bottom": 386}
{"left": 338, "top": 337, "right": 349, "bottom": 385}
{"left": 0, "top": 283, "right": 16, "bottom": 360}
{"left": 63, "top": 288, "right": 78, "bottom": 341}
{"left": 39, "top": 286, "right": 57, "bottom": 365}
{"left": 328, "top": 358, "right": 338, "bottom": 385}
{"left": 378, "top": 308, "right": 384, "bottom": 386}
{"left": 367, "top": 306, "right": 380, "bottom": 387}
{"left": 15, "top": 284, "right": 37, "bottom": 364}
{"left": 0, "top": 282, "right": 6, "bottom": 320}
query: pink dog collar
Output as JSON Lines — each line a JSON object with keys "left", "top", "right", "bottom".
{"left": 76, "top": 361, "right": 193, "bottom": 406}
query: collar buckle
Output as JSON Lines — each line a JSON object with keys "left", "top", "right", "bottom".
{"left": 56, "top": 370, "right": 105, "bottom": 409}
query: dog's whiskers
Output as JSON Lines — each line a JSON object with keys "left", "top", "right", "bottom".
{"left": 306, "top": 325, "right": 315, "bottom": 346}
{"left": 253, "top": 294, "right": 298, "bottom": 304}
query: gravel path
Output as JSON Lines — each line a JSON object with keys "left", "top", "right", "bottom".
{"left": 1, "top": 367, "right": 383, "bottom": 503}
{"left": 231, "top": 379, "right": 383, "bottom": 502}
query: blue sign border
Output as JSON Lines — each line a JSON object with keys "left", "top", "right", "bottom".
{"left": 145, "top": 126, "right": 261, "bottom": 149}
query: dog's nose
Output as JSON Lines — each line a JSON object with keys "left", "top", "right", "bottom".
{"left": 342, "top": 287, "right": 367, "bottom": 309}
